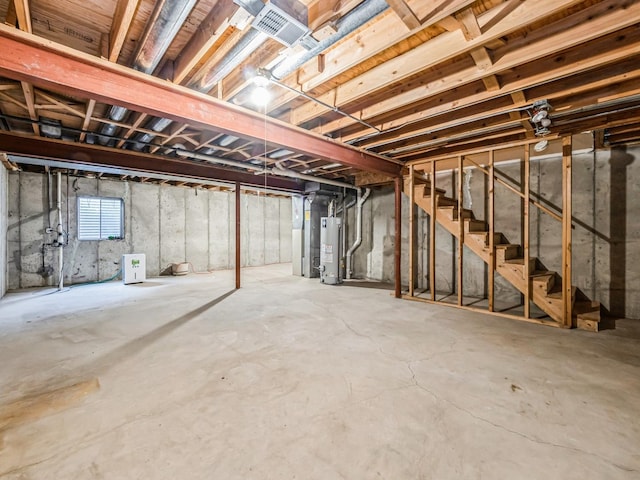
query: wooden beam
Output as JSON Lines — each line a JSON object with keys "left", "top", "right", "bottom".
{"left": 318, "top": 6, "right": 640, "bottom": 137}
{"left": 79, "top": 99, "right": 96, "bottom": 142}
{"left": 12, "top": 0, "right": 31, "bottom": 33}
{"left": 561, "top": 135, "right": 573, "bottom": 327}
{"left": 307, "top": 0, "right": 363, "bottom": 31}
{"left": 457, "top": 156, "right": 463, "bottom": 306}
{"left": 299, "top": 0, "right": 635, "bottom": 129}
{"left": 386, "top": 0, "right": 421, "bottom": 30}
{"left": 408, "top": 164, "right": 415, "bottom": 296}
{"left": 394, "top": 175, "right": 402, "bottom": 299}
{"left": 20, "top": 81, "right": 39, "bottom": 135}
{"left": 523, "top": 145, "right": 530, "bottom": 319}
{"left": 419, "top": 0, "right": 477, "bottom": 28}
{"left": 430, "top": 161, "right": 436, "bottom": 301}
{"left": 488, "top": 150, "right": 495, "bottom": 312}
{"left": 0, "top": 131, "right": 303, "bottom": 191}
{"left": 172, "top": 0, "right": 243, "bottom": 85}
{"left": 109, "top": 0, "right": 141, "bottom": 62}
{"left": 0, "top": 26, "right": 400, "bottom": 176}
{"left": 455, "top": 7, "right": 481, "bottom": 41}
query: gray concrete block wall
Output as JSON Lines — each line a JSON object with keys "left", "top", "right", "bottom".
{"left": 354, "top": 144, "right": 640, "bottom": 319}
{"left": 6, "top": 173, "right": 292, "bottom": 289}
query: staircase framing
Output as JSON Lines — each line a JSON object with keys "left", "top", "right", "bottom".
{"left": 403, "top": 135, "right": 605, "bottom": 330}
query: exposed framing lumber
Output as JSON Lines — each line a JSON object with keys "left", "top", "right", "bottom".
{"left": 292, "top": 0, "right": 594, "bottom": 126}
{"left": 309, "top": 0, "right": 640, "bottom": 135}
{"left": 430, "top": 160, "right": 436, "bottom": 301}
{"left": 172, "top": 0, "right": 241, "bottom": 85}
{"left": 561, "top": 135, "right": 573, "bottom": 327}
{"left": 0, "top": 131, "right": 302, "bottom": 191}
{"left": 488, "top": 150, "right": 495, "bottom": 312}
{"left": 455, "top": 7, "right": 481, "bottom": 41}
{"left": 394, "top": 176, "right": 402, "bottom": 298}
{"left": 307, "top": 0, "right": 363, "bottom": 31}
{"left": 386, "top": 0, "right": 420, "bottom": 30}
{"left": 457, "top": 156, "right": 463, "bottom": 306}
{"left": 408, "top": 164, "right": 415, "bottom": 296}
{"left": 12, "top": 0, "right": 31, "bottom": 33}
{"left": 109, "top": 0, "right": 140, "bottom": 62}
{"left": 79, "top": 99, "right": 96, "bottom": 142}
{"left": 523, "top": 145, "right": 530, "bottom": 319}
{"left": 402, "top": 294, "right": 561, "bottom": 328}
{"left": 20, "top": 81, "right": 39, "bottom": 136}
{"left": 0, "top": 25, "right": 400, "bottom": 177}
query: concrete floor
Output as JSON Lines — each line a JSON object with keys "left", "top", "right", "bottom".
{"left": 0, "top": 264, "right": 639, "bottom": 479}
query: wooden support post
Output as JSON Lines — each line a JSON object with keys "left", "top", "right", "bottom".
{"left": 408, "top": 165, "right": 415, "bottom": 297}
{"left": 457, "top": 156, "right": 464, "bottom": 306}
{"left": 235, "top": 182, "right": 241, "bottom": 289}
{"left": 523, "top": 145, "right": 531, "bottom": 319}
{"left": 562, "top": 136, "right": 573, "bottom": 327}
{"left": 394, "top": 176, "right": 402, "bottom": 299}
{"left": 430, "top": 160, "right": 437, "bottom": 301}
{"left": 488, "top": 151, "right": 495, "bottom": 312}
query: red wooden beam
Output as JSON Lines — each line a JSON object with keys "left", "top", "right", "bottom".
{"left": 0, "top": 132, "right": 303, "bottom": 191}
{"left": 235, "top": 182, "right": 241, "bottom": 289}
{"left": 0, "top": 25, "right": 401, "bottom": 177}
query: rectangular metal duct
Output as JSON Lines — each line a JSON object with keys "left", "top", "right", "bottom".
{"left": 251, "top": 0, "right": 309, "bottom": 48}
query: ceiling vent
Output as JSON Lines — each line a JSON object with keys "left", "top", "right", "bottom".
{"left": 252, "top": 0, "right": 310, "bottom": 48}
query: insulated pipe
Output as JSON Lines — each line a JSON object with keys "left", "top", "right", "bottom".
{"left": 175, "top": 148, "right": 265, "bottom": 171}
{"left": 131, "top": 22, "right": 265, "bottom": 149}
{"left": 56, "top": 171, "right": 64, "bottom": 290}
{"left": 270, "top": 0, "right": 389, "bottom": 80}
{"left": 269, "top": 163, "right": 359, "bottom": 191}
{"left": 345, "top": 187, "right": 371, "bottom": 279}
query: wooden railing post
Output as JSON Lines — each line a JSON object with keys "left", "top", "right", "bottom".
{"left": 488, "top": 151, "right": 495, "bottom": 312}
{"left": 524, "top": 145, "right": 531, "bottom": 319}
{"left": 430, "top": 160, "right": 437, "bottom": 301}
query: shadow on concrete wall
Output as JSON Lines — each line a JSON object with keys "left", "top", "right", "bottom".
{"left": 609, "top": 146, "right": 634, "bottom": 317}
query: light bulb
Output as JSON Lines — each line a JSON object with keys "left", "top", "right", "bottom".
{"left": 540, "top": 117, "right": 551, "bottom": 127}
{"left": 252, "top": 75, "right": 270, "bottom": 87}
{"left": 252, "top": 86, "right": 270, "bottom": 106}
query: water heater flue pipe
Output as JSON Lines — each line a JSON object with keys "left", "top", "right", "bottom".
{"left": 345, "top": 187, "right": 371, "bottom": 279}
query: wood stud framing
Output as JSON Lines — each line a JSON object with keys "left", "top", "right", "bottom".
{"left": 562, "top": 136, "right": 573, "bottom": 327}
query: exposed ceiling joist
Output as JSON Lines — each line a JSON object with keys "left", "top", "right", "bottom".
{"left": 0, "top": 25, "right": 401, "bottom": 177}
{"left": 109, "top": 0, "right": 141, "bottom": 62}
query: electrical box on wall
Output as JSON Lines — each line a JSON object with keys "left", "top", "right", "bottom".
{"left": 122, "top": 254, "right": 146, "bottom": 284}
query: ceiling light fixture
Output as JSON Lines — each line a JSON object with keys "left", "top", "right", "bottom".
{"left": 534, "top": 139, "right": 549, "bottom": 152}
{"left": 251, "top": 70, "right": 272, "bottom": 107}
{"left": 529, "top": 100, "right": 553, "bottom": 137}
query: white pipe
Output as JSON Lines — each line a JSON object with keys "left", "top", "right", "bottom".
{"left": 57, "top": 171, "right": 64, "bottom": 290}
{"left": 345, "top": 187, "right": 371, "bottom": 279}
{"left": 269, "top": 163, "right": 359, "bottom": 191}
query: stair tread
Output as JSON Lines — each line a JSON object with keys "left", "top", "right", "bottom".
{"left": 531, "top": 270, "right": 555, "bottom": 277}
{"left": 577, "top": 310, "right": 601, "bottom": 321}
{"left": 504, "top": 257, "right": 536, "bottom": 265}
{"left": 495, "top": 243, "right": 519, "bottom": 248}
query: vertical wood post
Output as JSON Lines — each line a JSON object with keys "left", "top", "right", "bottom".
{"left": 457, "top": 156, "right": 464, "bottom": 306}
{"left": 395, "top": 175, "right": 402, "bottom": 298}
{"left": 562, "top": 136, "right": 573, "bottom": 327}
{"left": 235, "top": 182, "right": 241, "bottom": 289}
{"left": 430, "top": 160, "right": 437, "bottom": 301}
{"left": 488, "top": 150, "right": 495, "bottom": 312}
{"left": 523, "top": 145, "right": 531, "bottom": 319}
{"left": 408, "top": 165, "right": 415, "bottom": 297}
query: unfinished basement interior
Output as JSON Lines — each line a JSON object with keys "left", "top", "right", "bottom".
{"left": 0, "top": 0, "right": 639, "bottom": 477}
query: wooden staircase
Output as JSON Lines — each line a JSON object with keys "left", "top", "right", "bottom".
{"left": 404, "top": 176, "right": 608, "bottom": 331}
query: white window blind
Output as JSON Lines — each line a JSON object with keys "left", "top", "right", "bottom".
{"left": 78, "top": 196, "right": 124, "bottom": 240}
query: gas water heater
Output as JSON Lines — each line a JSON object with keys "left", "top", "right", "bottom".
{"left": 320, "top": 216, "right": 342, "bottom": 285}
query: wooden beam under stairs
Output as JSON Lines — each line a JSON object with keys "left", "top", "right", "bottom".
{"left": 403, "top": 175, "right": 610, "bottom": 331}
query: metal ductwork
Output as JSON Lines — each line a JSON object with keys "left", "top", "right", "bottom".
{"left": 98, "top": 0, "right": 198, "bottom": 146}
{"left": 270, "top": 0, "right": 388, "bottom": 80}
{"left": 131, "top": 0, "right": 312, "bottom": 150}
{"left": 250, "top": 0, "right": 310, "bottom": 48}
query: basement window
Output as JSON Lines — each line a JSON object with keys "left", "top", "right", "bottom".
{"left": 77, "top": 196, "right": 124, "bottom": 240}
